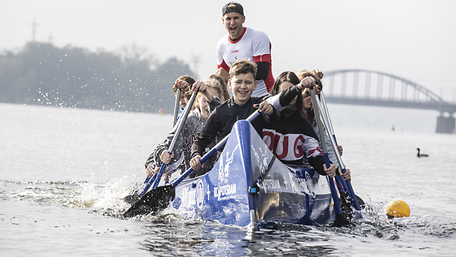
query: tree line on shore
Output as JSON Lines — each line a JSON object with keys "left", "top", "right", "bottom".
{"left": 0, "top": 42, "right": 196, "bottom": 114}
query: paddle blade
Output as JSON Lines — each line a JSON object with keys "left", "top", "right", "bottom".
{"left": 339, "top": 193, "right": 354, "bottom": 221}
{"left": 332, "top": 213, "right": 350, "bottom": 227}
{"left": 123, "top": 185, "right": 175, "bottom": 218}
{"left": 123, "top": 193, "right": 141, "bottom": 205}
{"left": 339, "top": 194, "right": 366, "bottom": 222}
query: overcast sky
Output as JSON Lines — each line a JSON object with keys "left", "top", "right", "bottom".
{"left": 2, "top": 0, "right": 456, "bottom": 102}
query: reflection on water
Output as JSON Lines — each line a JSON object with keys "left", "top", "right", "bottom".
{"left": 139, "top": 219, "right": 336, "bottom": 256}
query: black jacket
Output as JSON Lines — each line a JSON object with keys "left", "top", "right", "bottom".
{"left": 191, "top": 96, "right": 280, "bottom": 158}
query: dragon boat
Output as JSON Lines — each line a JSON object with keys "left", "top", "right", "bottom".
{"left": 164, "top": 119, "right": 334, "bottom": 227}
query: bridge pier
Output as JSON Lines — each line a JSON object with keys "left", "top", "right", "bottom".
{"left": 436, "top": 114, "right": 455, "bottom": 134}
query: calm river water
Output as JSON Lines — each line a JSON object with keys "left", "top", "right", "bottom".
{"left": 1, "top": 103, "right": 455, "bottom": 256}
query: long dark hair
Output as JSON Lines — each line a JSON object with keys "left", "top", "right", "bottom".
{"left": 271, "top": 71, "right": 307, "bottom": 119}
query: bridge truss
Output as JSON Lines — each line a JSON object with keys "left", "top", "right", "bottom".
{"left": 322, "top": 69, "right": 456, "bottom": 133}
{"left": 322, "top": 69, "right": 456, "bottom": 114}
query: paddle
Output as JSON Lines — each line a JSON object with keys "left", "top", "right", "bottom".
{"left": 123, "top": 87, "right": 186, "bottom": 205}
{"left": 317, "top": 93, "right": 350, "bottom": 198}
{"left": 309, "top": 88, "right": 349, "bottom": 227}
{"left": 316, "top": 92, "right": 363, "bottom": 215}
{"left": 144, "top": 87, "right": 182, "bottom": 186}
{"left": 141, "top": 90, "right": 198, "bottom": 196}
{"left": 173, "top": 88, "right": 181, "bottom": 128}
{"left": 143, "top": 88, "right": 183, "bottom": 185}
{"left": 122, "top": 173, "right": 157, "bottom": 205}
{"left": 315, "top": 96, "right": 354, "bottom": 208}
{"left": 143, "top": 171, "right": 156, "bottom": 191}
{"left": 123, "top": 110, "right": 260, "bottom": 218}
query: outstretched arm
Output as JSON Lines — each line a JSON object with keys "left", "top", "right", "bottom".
{"left": 266, "top": 76, "right": 317, "bottom": 111}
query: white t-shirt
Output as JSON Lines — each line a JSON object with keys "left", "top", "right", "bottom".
{"left": 217, "top": 27, "right": 274, "bottom": 97}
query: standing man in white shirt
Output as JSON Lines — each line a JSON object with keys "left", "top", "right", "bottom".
{"left": 216, "top": 2, "right": 274, "bottom": 97}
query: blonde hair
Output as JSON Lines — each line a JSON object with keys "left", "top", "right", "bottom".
{"left": 183, "top": 91, "right": 209, "bottom": 112}
{"left": 205, "top": 74, "right": 230, "bottom": 101}
{"left": 196, "top": 92, "right": 207, "bottom": 100}
{"left": 296, "top": 69, "right": 309, "bottom": 81}
{"left": 205, "top": 81, "right": 223, "bottom": 100}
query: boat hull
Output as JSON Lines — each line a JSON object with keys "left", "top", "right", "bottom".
{"left": 170, "top": 120, "right": 333, "bottom": 227}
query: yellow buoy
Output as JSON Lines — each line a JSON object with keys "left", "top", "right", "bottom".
{"left": 385, "top": 199, "right": 410, "bottom": 218}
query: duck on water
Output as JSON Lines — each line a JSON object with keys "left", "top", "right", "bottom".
{"left": 417, "top": 148, "right": 429, "bottom": 158}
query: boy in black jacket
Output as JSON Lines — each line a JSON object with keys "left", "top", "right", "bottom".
{"left": 190, "top": 59, "right": 279, "bottom": 171}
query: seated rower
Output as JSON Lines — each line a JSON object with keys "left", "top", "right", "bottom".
{"left": 298, "top": 69, "right": 350, "bottom": 180}
{"left": 172, "top": 75, "right": 194, "bottom": 122}
{"left": 190, "top": 59, "right": 279, "bottom": 173}
{"left": 263, "top": 71, "right": 339, "bottom": 178}
{"left": 144, "top": 78, "right": 222, "bottom": 180}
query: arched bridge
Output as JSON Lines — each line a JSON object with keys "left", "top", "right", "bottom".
{"left": 321, "top": 69, "right": 456, "bottom": 133}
